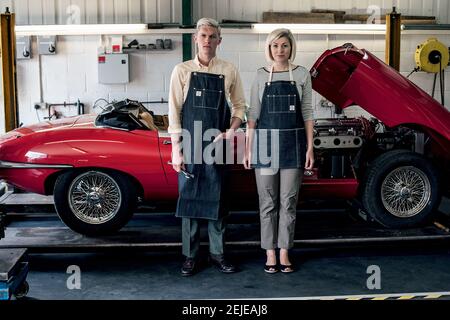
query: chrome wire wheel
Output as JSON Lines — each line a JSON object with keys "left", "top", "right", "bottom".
{"left": 381, "top": 166, "right": 431, "bottom": 218}
{"left": 68, "top": 171, "right": 122, "bottom": 225}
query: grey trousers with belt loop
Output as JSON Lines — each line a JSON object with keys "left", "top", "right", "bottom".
{"left": 255, "top": 168, "right": 303, "bottom": 250}
{"left": 182, "top": 217, "right": 226, "bottom": 258}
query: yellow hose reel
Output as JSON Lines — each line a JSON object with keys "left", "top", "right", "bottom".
{"left": 415, "top": 38, "right": 449, "bottom": 73}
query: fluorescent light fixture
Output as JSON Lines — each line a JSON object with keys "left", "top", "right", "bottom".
{"left": 15, "top": 24, "right": 148, "bottom": 36}
{"left": 252, "top": 23, "right": 386, "bottom": 34}
{"left": 14, "top": 23, "right": 388, "bottom": 36}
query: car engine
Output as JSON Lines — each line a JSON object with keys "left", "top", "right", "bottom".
{"left": 313, "top": 118, "right": 372, "bottom": 150}
{"left": 313, "top": 117, "right": 377, "bottom": 179}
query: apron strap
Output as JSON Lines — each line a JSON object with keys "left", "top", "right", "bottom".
{"left": 288, "top": 60, "right": 294, "bottom": 82}
{"left": 268, "top": 62, "right": 294, "bottom": 83}
{"left": 268, "top": 65, "right": 274, "bottom": 84}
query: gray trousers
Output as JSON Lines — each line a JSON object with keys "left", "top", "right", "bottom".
{"left": 182, "top": 217, "right": 225, "bottom": 258}
{"left": 255, "top": 168, "right": 303, "bottom": 250}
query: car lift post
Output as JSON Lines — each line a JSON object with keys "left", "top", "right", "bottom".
{"left": 0, "top": 7, "right": 19, "bottom": 132}
{"left": 386, "top": 6, "right": 402, "bottom": 71}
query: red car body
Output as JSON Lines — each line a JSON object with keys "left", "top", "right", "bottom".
{"left": 0, "top": 44, "right": 449, "bottom": 234}
{"left": 0, "top": 115, "right": 358, "bottom": 204}
{"left": 311, "top": 45, "right": 450, "bottom": 153}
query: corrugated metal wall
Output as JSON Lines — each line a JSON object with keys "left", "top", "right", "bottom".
{"left": 194, "top": 0, "right": 448, "bottom": 24}
{"left": 2, "top": 0, "right": 449, "bottom": 25}
{"left": 0, "top": 0, "right": 182, "bottom": 25}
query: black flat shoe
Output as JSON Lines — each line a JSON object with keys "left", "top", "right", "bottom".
{"left": 264, "top": 264, "right": 278, "bottom": 274}
{"left": 280, "top": 264, "right": 294, "bottom": 273}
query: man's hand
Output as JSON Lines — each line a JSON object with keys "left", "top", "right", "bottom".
{"left": 171, "top": 149, "right": 185, "bottom": 173}
{"left": 213, "top": 128, "right": 235, "bottom": 143}
{"left": 304, "top": 148, "right": 315, "bottom": 170}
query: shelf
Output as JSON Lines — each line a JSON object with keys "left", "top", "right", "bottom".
{"left": 400, "top": 24, "right": 450, "bottom": 35}
{"left": 122, "top": 48, "right": 173, "bottom": 53}
{"left": 15, "top": 24, "right": 186, "bottom": 36}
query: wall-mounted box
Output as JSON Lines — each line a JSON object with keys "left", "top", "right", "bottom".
{"left": 37, "top": 36, "right": 57, "bottom": 55}
{"left": 98, "top": 53, "right": 129, "bottom": 84}
{"left": 16, "top": 36, "right": 32, "bottom": 60}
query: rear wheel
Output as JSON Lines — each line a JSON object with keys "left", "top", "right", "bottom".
{"left": 362, "top": 150, "right": 441, "bottom": 228}
{"left": 54, "top": 170, "right": 137, "bottom": 235}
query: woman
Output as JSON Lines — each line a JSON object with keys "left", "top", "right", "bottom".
{"left": 244, "top": 29, "right": 314, "bottom": 273}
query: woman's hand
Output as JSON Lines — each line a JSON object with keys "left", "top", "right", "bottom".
{"left": 243, "top": 123, "right": 256, "bottom": 170}
{"left": 243, "top": 150, "right": 252, "bottom": 170}
{"left": 304, "top": 148, "right": 315, "bottom": 170}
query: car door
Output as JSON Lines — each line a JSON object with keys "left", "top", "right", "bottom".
{"left": 158, "top": 131, "right": 178, "bottom": 186}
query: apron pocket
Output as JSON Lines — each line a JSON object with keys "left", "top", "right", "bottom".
{"left": 194, "top": 89, "right": 223, "bottom": 110}
{"left": 267, "top": 94, "right": 297, "bottom": 114}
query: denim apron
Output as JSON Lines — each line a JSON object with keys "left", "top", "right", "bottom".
{"left": 253, "top": 64, "right": 307, "bottom": 169}
{"left": 176, "top": 72, "right": 231, "bottom": 220}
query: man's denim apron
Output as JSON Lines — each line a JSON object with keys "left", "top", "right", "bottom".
{"left": 176, "top": 72, "right": 231, "bottom": 220}
{"left": 253, "top": 65, "right": 307, "bottom": 169}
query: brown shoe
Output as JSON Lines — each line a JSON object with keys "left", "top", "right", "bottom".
{"left": 181, "top": 257, "right": 198, "bottom": 276}
{"left": 209, "top": 254, "right": 237, "bottom": 274}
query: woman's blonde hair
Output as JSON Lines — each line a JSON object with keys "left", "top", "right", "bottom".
{"left": 264, "top": 28, "right": 296, "bottom": 63}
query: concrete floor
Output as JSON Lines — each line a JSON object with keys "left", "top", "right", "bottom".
{"left": 3, "top": 197, "right": 450, "bottom": 301}
{"left": 17, "top": 244, "right": 450, "bottom": 300}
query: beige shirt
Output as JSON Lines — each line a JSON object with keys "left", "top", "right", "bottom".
{"left": 168, "top": 55, "right": 247, "bottom": 134}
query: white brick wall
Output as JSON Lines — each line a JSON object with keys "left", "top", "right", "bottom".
{"left": 10, "top": 34, "right": 182, "bottom": 129}
{"left": 2, "top": 0, "right": 450, "bottom": 133}
{"left": 10, "top": 31, "right": 450, "bottom": 132}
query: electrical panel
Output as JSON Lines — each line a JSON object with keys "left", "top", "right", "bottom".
{"left": 98, "top": 53, "right": 129, "bottom": 84}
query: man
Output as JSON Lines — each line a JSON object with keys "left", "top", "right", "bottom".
{"left": 168, "top": 18, "right": 246, "bottom": 276}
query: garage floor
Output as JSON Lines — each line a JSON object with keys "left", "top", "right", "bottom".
{"left": 23, "top": 246, "right": 450, "bottom": 300}
{"left": 2, "top": 197, "right": 450, "bottom": 300}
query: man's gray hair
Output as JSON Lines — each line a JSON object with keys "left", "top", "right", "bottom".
{"left": 196, "top": 17, "right": 221, "bottom": 36}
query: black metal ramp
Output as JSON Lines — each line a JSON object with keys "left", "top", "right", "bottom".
{"left": 0, "top": 192, "right": 449, "bottom": 253}
{"left": 0, "top": 249, "right": 27, "bottom": 282}
{"left": 0, "top": 211, "right": 450, "bottom": 253}
{"left": 0, "top": 249, "right": 29, "bottom": 300}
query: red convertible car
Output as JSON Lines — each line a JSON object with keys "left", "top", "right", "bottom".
{"left": 1, "top": 44, "right": 449, "bottom": 235}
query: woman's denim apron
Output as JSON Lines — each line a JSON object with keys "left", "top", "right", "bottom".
{"left": 176, "top": 72, "right": 231, "bottom": 220}
{"left": 252, "top": 64, "right": 306, "bottom": 169}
